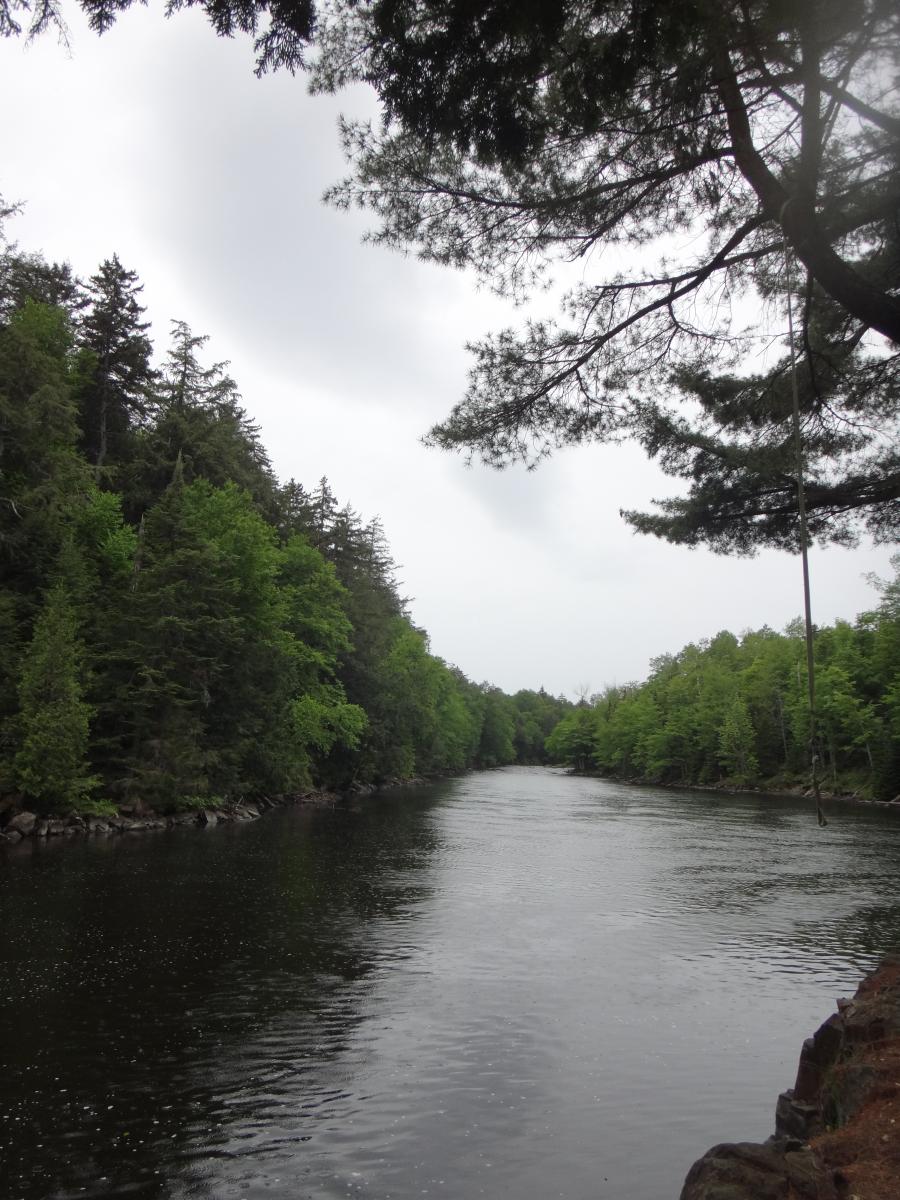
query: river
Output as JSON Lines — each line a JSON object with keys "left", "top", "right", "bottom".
{"left": 3, "top": 767, "right": 900, "bottom": 1200}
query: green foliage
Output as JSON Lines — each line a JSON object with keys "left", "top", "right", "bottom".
{"left": 476, "top": 688, "right": 516, "bottom": 768}
{"left": 548, "top": 574, "right": 900, "bottom": 799}
{"left": 177, "top": 794, "right": 227, "bottom": 811}
{"left": 0, "top": 299, "right": 92, "bottom": 594}
{"left": 511, "top": 688, "right": 573, "bottom": 763}
{"left": 717, "top": 698, "right": 759, "bottom": 786}
{"left": 545, "top": 706, "right": 596, "bottom": 772}
{"left": 13, "top": 584, "right": 98, "bottom": 812}
{"left": 75, "top": 255, "right": 155, "bottom": 471}
{"left": 0, "top": 240, "right": 567, "bottom": 814}
{"left": 121, "top": 321, "right": 279, "bottom": 522}
{"left": 9, "top": 3, "right": 900, "bottom": 547}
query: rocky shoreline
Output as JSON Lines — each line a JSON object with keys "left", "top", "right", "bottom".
{"left": 681, "top": 953, "right": 900, "bottom": 1200}
{"left": 0, "top": 778, "right": 427, "bottom": 848}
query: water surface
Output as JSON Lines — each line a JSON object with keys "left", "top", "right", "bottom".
{"left": 3, "top": 767, "right": 900, "bottom": 1200}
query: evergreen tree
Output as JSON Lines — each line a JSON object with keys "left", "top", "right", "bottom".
{"left": 9, "top": 0, "right": 900, "bottom": 544}
{"left": 112, "top": 477, "right": 236, "bottom": 805}
{"left": 13, "top": 584, "right": 98, "bottom": 812}
{"left": 0, "top": 300, "right": 91, "bottom": 593}
{"left": 122, "top": 321, "right": 278, "bottom": 521}
{"left": 76, "top": 255, "right": 155, "bottom": 470}
{"left": 0, "top": 248, "right": 83, "bottom": 323}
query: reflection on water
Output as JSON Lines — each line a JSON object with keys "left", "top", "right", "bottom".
{"left": 2, "top": 768, "right": 899, "bottom": 1200}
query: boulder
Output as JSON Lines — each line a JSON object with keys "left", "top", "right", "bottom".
{"left": 679, "top": 1140, "right": 837, "bottom": 1200}
{"left": 198, "top": 809, "right": 218, "bottom": 827}
{"left": 6, "top": 811, "right": 37, "bottom": 836}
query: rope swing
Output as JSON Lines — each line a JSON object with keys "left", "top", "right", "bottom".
{"left": 783, "top": 230, "right": 828, "bottom": 828}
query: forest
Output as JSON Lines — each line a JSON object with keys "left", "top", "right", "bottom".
{"left": 2, "top": 231, "right": 897, "bottom": 818}
{"left": 545, "top": 578, "right": 900, "bottom": 802}
{"left": 0, "top": 233, "right": 572, "bottom": 816}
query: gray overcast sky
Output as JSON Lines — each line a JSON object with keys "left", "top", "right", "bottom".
{"left": 1, "top": 5, "right": 895, "bottom": 697}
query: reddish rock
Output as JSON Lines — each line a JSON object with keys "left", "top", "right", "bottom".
{"left": 681, "top": 954, "right": 900, "bottom": 1200}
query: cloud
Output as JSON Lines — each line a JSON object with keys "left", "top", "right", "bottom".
{"left": 0, "top": 6, "right": 895, "bottom": 697}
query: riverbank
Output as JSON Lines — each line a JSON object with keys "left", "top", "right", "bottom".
{"left": 566, "top": 767, "right": 900, "bottom": 813}
{"left": 681, "top": 952, "right": 900, "bottom": 1200}
{"left": 0, "top": 776, "right": 433, "bottom": 847}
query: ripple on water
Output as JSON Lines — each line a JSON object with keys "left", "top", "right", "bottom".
{"left": 3, "top": 767, "right": 900, "bottom": 1200}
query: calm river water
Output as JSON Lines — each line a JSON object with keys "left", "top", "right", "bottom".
{"left": 3, "top": 768, "right": 900, "bottom": 1200}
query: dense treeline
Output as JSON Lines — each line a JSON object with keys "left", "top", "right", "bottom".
{"left": 0, "top": 232, "right": 572, "bottom": 815}
{"left": 546, "top": 582, "right": 900, "bottom": 802}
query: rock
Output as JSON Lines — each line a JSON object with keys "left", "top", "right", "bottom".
{"left": 822, "top": 1063, "right": 880, "bottom": 1128}
{"left": 775, "top": 1090, "right": 822, "bottom": 1141}
{"left": 679, "top": 1140, "right": 837, "bottom": 1200}
{"left": 198, "top": 809, "right": 218, "bottom": 827}
{"left": 6, "top": 811, "right": 37, "bottom": 836}
{"left": 34, "top": 820, "right": 48, "bottom": 837}
{"left": 47, "top": 820, "right": 66, "bottom": 836}
{"left": 683, "top": 954, "right": 900, "bottom": 1200}
{"left": 2, "top": 828, "right": 22, "bottom": 844}
{"left": 792, "top": 1015, "right": 844, "bottom": 1103}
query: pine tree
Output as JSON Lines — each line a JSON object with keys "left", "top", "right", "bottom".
{"left": 76, "top": 255, "right": 155, "bottom": 470}
{"left": 0, "top": 299, "right": 92, "bottom": 597}
{"left": 122, "top": 321, "right": 277, "bottom": 520}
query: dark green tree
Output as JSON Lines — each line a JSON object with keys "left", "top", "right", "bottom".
{"left": 11, "top": 2, "right": 899, "bottom": 544}
{"left": 476, "top": 686, "right": 516, "bottom": 767}
{"left": 123, "top": 321, "right": 278, "bottom": 521}
{"left": 12, "top": 583, "right": 98, "bottom": 812}
{"left": 316, "top": 0, "right": 898, "bottom": 550}
{"left": 0, "top": 248, "right": 84, "bottom": 324}
{"left": 0, "top": 300, "right": 91, "bottom": 598}
{"left": 545, "top": 704, "right": 597, "bottom": 773}
{"left": 76, "top": 255, "right": 155, "bottom": 470}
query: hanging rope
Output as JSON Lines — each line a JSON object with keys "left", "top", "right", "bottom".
{"left": 783, "top": 229, "right": 828, "bottom": 828}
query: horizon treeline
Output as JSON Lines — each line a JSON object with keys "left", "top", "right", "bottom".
{"left": 0, "top": 240, "right": 573, "bottom": 815}
{"left": 546, "top": 580, "right": 900, "bottom": 802}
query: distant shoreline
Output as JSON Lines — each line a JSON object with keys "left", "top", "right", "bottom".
{"left": 560, "top": 768, "right": 900, "bottom": 812}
